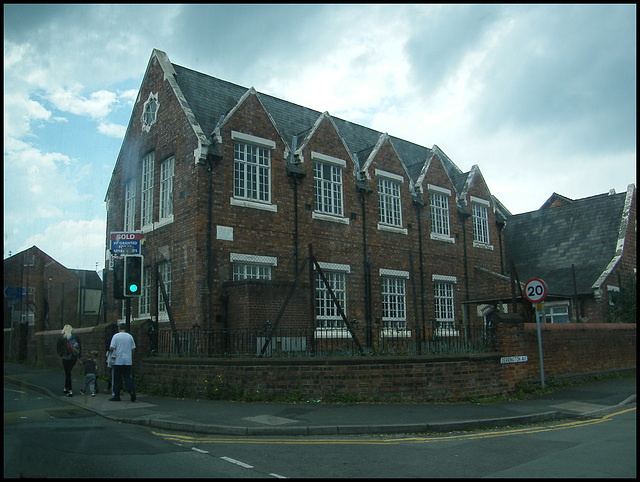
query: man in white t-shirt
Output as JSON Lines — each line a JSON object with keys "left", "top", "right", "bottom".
{"left": 109, "top": 323, "right": 136, "bottom": 402}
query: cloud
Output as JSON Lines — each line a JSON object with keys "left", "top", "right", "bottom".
{"left": 98, "top": 121, "right": 126, "bottom": 138}
{"left": 21, "top": 218, "right": 107, "bottom": 270}
{"left": 48, "top": 88, "right": 117, "bottom": 119}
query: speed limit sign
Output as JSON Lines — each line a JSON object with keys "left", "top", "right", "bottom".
{"left": 524, "top": 278, "right": 547, "bottom": 303}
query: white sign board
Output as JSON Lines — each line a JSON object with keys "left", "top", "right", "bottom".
{"left": 109, "top": 232, "right": 142, "bottom": 269}
{"left": 500, "top": 355, "right": 528, "bottom": 364}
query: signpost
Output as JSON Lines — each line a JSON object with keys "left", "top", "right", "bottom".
{"left": 524, "top": 278, "right": 547, "bottom": 389}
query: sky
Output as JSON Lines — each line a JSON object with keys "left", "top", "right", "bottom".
{"left": 3, "top": 4, "right": 637, "bottom": 274}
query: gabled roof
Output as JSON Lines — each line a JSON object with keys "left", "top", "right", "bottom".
{"left": 504, "top": 185, "right": 635, "bottom": 296}
{"left": 165, "top": 50, "right": 493, "bottom": 202}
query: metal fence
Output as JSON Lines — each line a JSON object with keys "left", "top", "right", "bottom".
{"left": 151, "top": 322, "right": 495, "bottom": 358}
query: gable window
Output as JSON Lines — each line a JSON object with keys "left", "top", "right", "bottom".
{"left": 232, "top": 132, "right": 275, "bottom": 210}
{"left": 377, "top": 169, "right": 405, "bottom": 233}
{"left": 230, "top": 253, "right": 276, "bottom": 281}
{"left": 157, "top": 260, "right": 171, "bottom": 317}
{"left": 124, "top": 179, "right": 136, "bottom": 231}
{"left": 141, "top": 92, "right": 159, "bottom": 132}
{"left": 314, "top": 161, "right": 344, "bottom": 216}
{"left": 380, "top": 269, "right": 409, "bottom": 331}
{"left": 433, "top": 274, "right": 457, "bottom": 335}
{"left": 471, "top": 197, "right": 491, "bottom": 245}
{"left": 159, "top": 156, "right": 174, "bottom": 222}
{"left": 315, "top": 263, "right": 349, "bottom": 330}
{"left": 429, "top": 185, "right": 452, "bottom": 242}
{"left": 141, "top": 152, "right": 154, "bottom": 229}
{"left": 312, "top": 151, "right": 348, "bottom": 224}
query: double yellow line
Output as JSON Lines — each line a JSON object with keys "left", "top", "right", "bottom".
{"left": 152, "top": 406, "right": 635, "bottom": 446}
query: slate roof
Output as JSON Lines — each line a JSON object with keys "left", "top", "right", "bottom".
{"left": 503, "top": 190, "right": 630, "bottom": 296}
{"left": 171, "top": 59, "right": 473, "bottom": 194}
{"left": 70, "top": 269, "right": 103, "bottom": 290}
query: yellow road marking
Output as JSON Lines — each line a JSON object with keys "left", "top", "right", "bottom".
{"left": 151, "top": 406, "right": 635, "bottom": 446}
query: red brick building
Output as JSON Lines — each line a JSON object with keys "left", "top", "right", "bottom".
{"left": 3, "top": 246, "right": 103, "bottom": 339}
{"left": 103, "top": 49, "right": 517, "bottom": 346}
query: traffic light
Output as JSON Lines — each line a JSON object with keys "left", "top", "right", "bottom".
{"left": 123, "top": 255, "right": 143, "bottom": 297}
{"left": 113, "top": 257, "right": 125, "bottom": 299}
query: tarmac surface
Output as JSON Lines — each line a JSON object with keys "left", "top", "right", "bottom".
{"left": 4, "top": 362, "right": 636, "bottom": 436}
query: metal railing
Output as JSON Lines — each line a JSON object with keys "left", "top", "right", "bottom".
{"left": 151, "top": 322, "right": 495, "bottom": 358}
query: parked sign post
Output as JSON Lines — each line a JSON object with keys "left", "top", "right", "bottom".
{"left": 525, "top": 278, "right": 547, "bottom": 389}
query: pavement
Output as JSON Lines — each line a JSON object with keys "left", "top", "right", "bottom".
{"left": 4, "top": 362, "right": 636, "bottom": 436}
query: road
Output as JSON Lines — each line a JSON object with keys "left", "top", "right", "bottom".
{"left": 4, "top": 382, "right": 636, "bottom": 478}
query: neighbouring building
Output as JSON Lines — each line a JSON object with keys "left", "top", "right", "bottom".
{"left": 4, "top": 246, "right": 104, "bottom": 359}
{"left": 505, "top": 185, "right": 637, "bottom": 324}
{"left": 104, "top": 48, "right": 514, "bottom": 348}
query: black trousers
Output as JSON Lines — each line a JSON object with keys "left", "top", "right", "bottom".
{"left": 112, "top": 365, "right": 135, "bottom": 399}
{"left": 62, "top": 358, "right": 77, "bottom": 391}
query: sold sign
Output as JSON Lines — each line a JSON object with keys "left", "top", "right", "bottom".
{"left": 524, "top": 278, "right": 547, "bottom": 303}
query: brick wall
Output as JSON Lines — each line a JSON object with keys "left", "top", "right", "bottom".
{"left": 8, "top": 315, "right": 635, "bottom": 401}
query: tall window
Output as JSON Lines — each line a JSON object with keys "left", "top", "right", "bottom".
{"left": 234, "top": 142, "right": 271, "bottom": 203}
{"left": 314, "top": 161, "right": 343, "bottom": 216}
{"left": 434, "top": 281, "right": 455, "bottom": 328}
{"left": 472, "top": 201, "right": 490, "bottom": 244}
{"left": 140, "top": 267, "right": 151, "bottom": 316}
{"left": 381, "top": 276, "right": 407, "bottom": 330}
{"left": 430, "top": 191, "right": 450, "bottom": 237}
{"left": 159, "top": 157, "right": 174, "bottom": 220}
{"left": 378, "top": 177, "right": 402, "bottom": 228}
{"left": 124, "top": 179, "right": 136, "bottom": 231}
{"left": 157, "top": 261, "right": 171, "bottom": 315}
{"left": 315, "top": 270, "right": 346, "bottom": 329}
{"left": 141, "top": 152, "right": 154, "bottom": 228}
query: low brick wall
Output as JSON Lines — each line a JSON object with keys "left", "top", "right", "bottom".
{"left": 138, "top": 354, "right": 504, "bottom": 401}
{"left": 5, "top": 318, "right": 636, "bottom": 402}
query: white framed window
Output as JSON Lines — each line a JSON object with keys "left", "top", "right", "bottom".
{"left": 472, "top": 197, "right": 490, "bottom": 245}
{"left": 141, "top": 92, "right": 159, "bottom": 132}
{"left": 377, "top": 172, "right": 403, "bottom": 229}
{"left": 157, "top": 261, "right": 171, "bottom": 315}
{"left": 140, "top": 267, "right": 151, "bottom": 316}
{"left": 315, "top": 269, "right": 347, "bottom": 329}
{"left": 544, "top": 303, "right": 570, "bottom": 323}
{"left": 434, "top": 279, "right": 455, "bottom": 329}
{"left": 124, "top": 179, "right": 136, "bottom": 232}
{"left": 381, "top": 274, "right": 407, "bottom": 330}
{"left": 233, "top": 138, "right": 272, "bottom": 204}
{"left": 230, "top": 253, "right": 276, "bottom": 280}
{"left": 429, "top": 186, "right": 451, "bottom": 240}
{"left": 141, "top": 152, "right": 154, "bottom": 229}
{"left": 159, "top": 156, "right": 174, "bottom": 221}
{"left": 233, "top": 264, "right": 272, "bottom": 280}
{"left": 314, "top": 161, "right": 344, "bottom": 217}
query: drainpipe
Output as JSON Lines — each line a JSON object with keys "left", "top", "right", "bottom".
{"left": 356, "top": 173, "right": 373, "bottom": 348}
{"left": 412, "top": 194, "right": 426, "bottom": 347}
{"left": 286, "top": 136, "right": 305, "bottom": 278}
{"left": 459, "top": 207, "right": 471, "bottom": 337}
{"left": 206, "top": 139, "right": 223, "bottom": 329}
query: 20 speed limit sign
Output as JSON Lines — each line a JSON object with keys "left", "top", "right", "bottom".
{"left": 524, "top": 278, "right": 547, "bottom": 303}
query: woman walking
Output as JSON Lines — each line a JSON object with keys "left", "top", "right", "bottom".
{"left": 56, "top": 324, "right": 81, "bottom": 397}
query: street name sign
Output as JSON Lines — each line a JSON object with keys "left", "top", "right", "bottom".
{"left": 500, "top": 355, "right": 528, "bottom": 364}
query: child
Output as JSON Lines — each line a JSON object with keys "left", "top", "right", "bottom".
{"left": 80, "top": 350, "right": 99, "bottom": 396}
